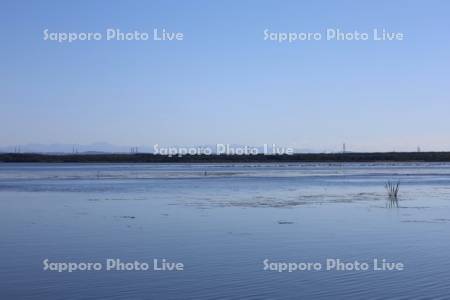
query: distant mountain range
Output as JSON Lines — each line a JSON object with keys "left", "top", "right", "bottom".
{"left": 0, "top": 143, "right": 328, "bottom": 154}
{"left": 0, "top": 143, "right": 151, "bottom": 154}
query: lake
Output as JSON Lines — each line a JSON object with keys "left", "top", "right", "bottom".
{"left": 1, "top": 163, "right": 450, "bottom": 299}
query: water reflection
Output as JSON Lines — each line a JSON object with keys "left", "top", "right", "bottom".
{"left": 386, "top": 196, "right": 399, "bottom": 208}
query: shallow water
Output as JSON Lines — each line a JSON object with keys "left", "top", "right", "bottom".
{"left": 1, "top": 163, "right": 450, "bottom": 299}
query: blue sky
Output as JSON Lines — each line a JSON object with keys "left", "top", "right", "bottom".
{"left": 1, "top": 0, "right": 449, "bottom": 152}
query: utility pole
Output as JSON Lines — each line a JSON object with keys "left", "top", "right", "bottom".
{"left": 342, "top": 143, "right": 346, "bottom": 154}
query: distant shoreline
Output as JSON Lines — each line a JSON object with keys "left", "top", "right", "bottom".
{"left": 2, "top": 152, "right": 450, "bottom": 163}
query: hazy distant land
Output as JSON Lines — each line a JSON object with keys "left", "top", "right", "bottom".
{"left": 2, "top": 152, "right": 450, "bottom": 163}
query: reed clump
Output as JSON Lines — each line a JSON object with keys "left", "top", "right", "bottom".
{"left": 385, "top": 181, "right": 400, "bottom": 199}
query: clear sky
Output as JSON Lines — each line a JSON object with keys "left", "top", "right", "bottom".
{"left": 1, "top": 0, "right": 449, "bottom": 152}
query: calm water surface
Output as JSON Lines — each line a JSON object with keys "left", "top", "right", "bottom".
{"left": 1, "top": 163, "right": 450, "bottom": 299}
